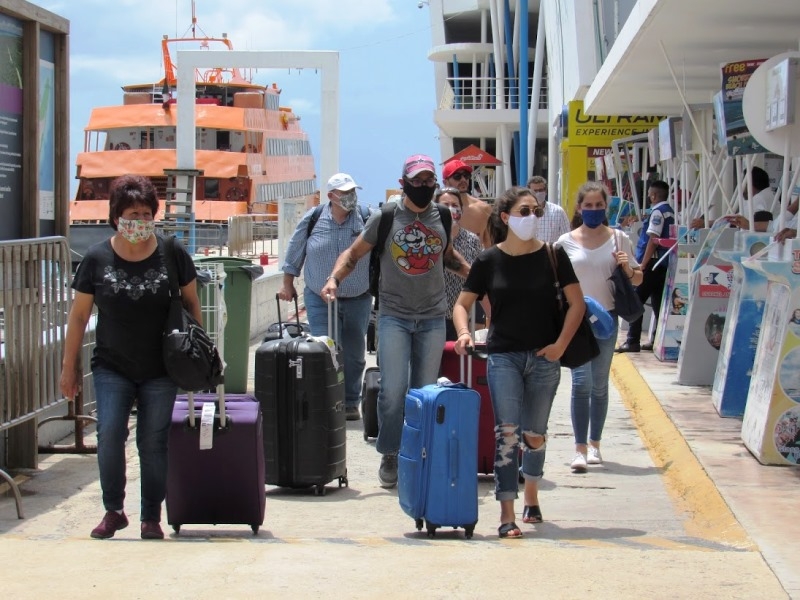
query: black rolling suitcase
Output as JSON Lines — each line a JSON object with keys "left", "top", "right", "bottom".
{"left": 255, "top": 297, "right": 348, "bottom": 495}
{"left": 263, "top": 294, "right": 311, "bottom": 341}
{"left": 361, "top": 366, "right": 380, "bottom": 441}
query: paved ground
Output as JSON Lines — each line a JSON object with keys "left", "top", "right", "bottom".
{"left": 1, "top": 337, "right": 798, "bottom": 599}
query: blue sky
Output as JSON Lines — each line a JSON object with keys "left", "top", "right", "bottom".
{"left": 38, "top": 0, "right": 440, "bottom": 206}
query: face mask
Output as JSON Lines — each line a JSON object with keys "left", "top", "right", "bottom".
{"left": 117, "top": 217, "right": 155, "bottom": 244}
{"left": 580, "top": 208, "right": 606, "bottom": 229}
{"left": 448, "top": 205, "right": 462, "bottom": 222}
{"left": 533, "top": 191, "right": 547, "bottom": 204}
{"left": 335, "top": 190, "right": 357, "bottom": 212}
{"left": 507, "top": 214, "right": 539, "bottom": 241}
{"left": 403, "top": 182, "right": 436, "bottom": 209}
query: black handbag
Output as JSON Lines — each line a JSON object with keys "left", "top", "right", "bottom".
{"left": 545, "top": 244, "right": 600, "bottom": 369}
{"left": 161, "top": 236, "right": 224, "bottom": 391}
{"left": 608, "top": 230, "right": 645, "bottom": 323}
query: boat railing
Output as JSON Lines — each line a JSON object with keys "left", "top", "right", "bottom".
{"left": 227, "top": 214, "right": 279, "bottom": 259}
{"left": 155, "top": 221, "right": 226, "bottom": 256}
{"left": 439, "top": 76, "right": 548, "bottom": 111}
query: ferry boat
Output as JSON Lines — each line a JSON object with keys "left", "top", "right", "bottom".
{"left": 69, "top": 6, "right": 316, "bottom": 225}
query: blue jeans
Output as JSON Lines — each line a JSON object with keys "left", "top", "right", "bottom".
{"left": 92, "top": 366, "right": 177, "bottom": 522}
{"left": 376, "top": 314, "right": 446, "bottom": 455}
{"left": 305, "top": 288, "right": 372, "bottom": 408}
{"left": 570, "top": 321, "right": 618, "bottom": 445}
{"left": 487, "top": 352, "right": 561, "bottom": 501}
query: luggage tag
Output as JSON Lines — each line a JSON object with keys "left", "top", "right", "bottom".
{"left": 199, "top": 402, "right": 216, "bottom": 450}
{"left": 309, "top": 335, "right": 341, "bottom": 371}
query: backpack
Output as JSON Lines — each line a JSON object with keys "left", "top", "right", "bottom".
{"left": 369, "top": 203, "right": 452, "bottom": 301}
{"left": 306, "top": 203, "right": 372, "bottom": 237}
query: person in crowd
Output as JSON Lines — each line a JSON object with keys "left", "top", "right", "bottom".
{"left": 442, "top": 158, "right": 494, "bottom": 248}
{"left": 452, "top": 186, "right": 585, "bottom": 538}
{"left": 527, "top": 175, "right": 571, "bottom": 243}
{"left": 436, "top": 187, "right": 490, "bottom": 339}
{"left": 556, "top": 182, "right": 642, "bottom": 473}
{"left": 60, "top": 175, "right": 201, "bottom": 540}
{"left": 690, "top": 166, "right": 773, "bottom": 231}
{"left": 321, "top": 154, "right": 470, "bottom": 488}
{"left": 280, "top": 172, "right": 372, "bottom": 421}
{"left": 616, "top": 180, "right": 674, "bottom": 353}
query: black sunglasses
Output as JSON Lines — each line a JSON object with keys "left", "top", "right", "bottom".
{"left": 449, "top": 172, "right": 470, "bottom": 181}
{"left": 513, "top": 205, "right": 544, "bottom": 218}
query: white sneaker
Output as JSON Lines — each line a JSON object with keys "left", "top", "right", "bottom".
{"left": 587, "top": 446, "right": 603, "bottom": 465}
{"left": 570, "top": 452, "right": 588, "bottom": 473}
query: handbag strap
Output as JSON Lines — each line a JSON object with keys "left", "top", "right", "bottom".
{"left": 544, "top": 243, "right": 565, "bottom": 312}
{"left": 160, "top": 235, "right": 181, "bottom": 299}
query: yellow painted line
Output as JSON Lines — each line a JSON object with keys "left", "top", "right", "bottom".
{"left": 633, "top": 536, "right": 715, "bottom": 552}
{"left": 0, "top": 474, "right": 30, "bottom": 495}
{"left": 610, "top": 355, "right": 755, "bottom": 550}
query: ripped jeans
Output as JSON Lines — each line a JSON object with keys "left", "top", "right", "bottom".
{"left": 487, "top": 351, "right": 561, "bottom": 501}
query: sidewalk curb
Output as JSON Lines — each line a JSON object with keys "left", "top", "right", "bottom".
{"left": 610, "top": 355, "right": 754, "bottom": 549}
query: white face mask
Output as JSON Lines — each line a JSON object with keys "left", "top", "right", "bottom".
{"left": 533, "top": 191, "right": 547, "bottom": 204}
{"left": 507, "top": 214, "right": 539, "bottom": 241}
{"left": 117, "top": 217, "right": 155, "bottom": 244}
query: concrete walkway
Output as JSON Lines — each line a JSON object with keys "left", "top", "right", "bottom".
{"left": 0, "top": 340, "right": 797, "bottom": 598}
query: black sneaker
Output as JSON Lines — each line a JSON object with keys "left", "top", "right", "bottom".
{"left": 615, "top": 342, "right": 640, "bottom": 353}
{"left": 378, "top": 453, "right": 398, "bottom": 488}
{"left": 345, "top": 406, "right": 361, "bottom": 421}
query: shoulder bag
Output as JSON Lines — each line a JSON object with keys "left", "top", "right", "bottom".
{"left": 545, "top": 243, "right": 600, "bottom": 369}
{"left": 608, "top": 229, "right": 645, "bottom": 323}
{"left": 161, "top": 235, "right": 224, "bottom": 391}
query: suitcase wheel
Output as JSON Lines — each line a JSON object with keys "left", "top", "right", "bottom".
{"left": 172, "top": 525, "right": 181, "bottom": 534}
{"left": 415, "top": 518, "right": 423, "bottom": 531}
{"left": 363, "top": 431, "right": 368, "bottom": 441}
{"left": 425, "top": 521, "right": 438, "bottom": 538}
{"left": 464, "top": 525, "right": 475, "bottom": 540}
{"left": 313, "top": 484, "right": 327, "bottom": 496}
{"left": 251, "top": 525, "right": 259, "bottom": 535}
{"left": 338, "top": 475, "right": 348, "bottom": 488}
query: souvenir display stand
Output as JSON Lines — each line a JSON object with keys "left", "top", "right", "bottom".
{"left": 652, "top": 231, "right": 707, "bottom": 362}
{"left": 676, "top": 228, "right": 736, "bottom": 385}
{"left": 740, "top": 241, "right": 800, "bottom": 466}
{"left": 711, "top": 231, "right": 773, "bottom": 417}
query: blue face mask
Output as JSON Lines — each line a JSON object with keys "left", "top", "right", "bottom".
{"left": 581, "top": 208, "right": 606, "bottom": 229}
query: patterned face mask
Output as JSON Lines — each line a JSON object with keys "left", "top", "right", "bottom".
{"left": 117, "top": 217, "right": 155, "bottom": 244}
{"left": 336, "top": 190, "right": 358, "bottom": 212}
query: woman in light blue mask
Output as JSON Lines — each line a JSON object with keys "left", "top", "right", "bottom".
{"left": 453, "top": 186, "right": 586, "bottom": 538}
{"left": 556, "top": 181, "right": 642, "bottom": 474}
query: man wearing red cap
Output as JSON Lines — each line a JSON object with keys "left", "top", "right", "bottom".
{"left": 443, "top": 159, "right": 493, "bottom": 248}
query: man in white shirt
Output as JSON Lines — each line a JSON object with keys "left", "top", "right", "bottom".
{"left": 527, "top": 176, "right": 571, "bottom": 244}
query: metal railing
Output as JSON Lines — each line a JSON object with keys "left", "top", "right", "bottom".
{"left": 0, "top": 237, "right": 72, "bottom": 518}
{"left": 227, "top": 214, "right": 279, "bottom": 258}
{"left": 440, "top": 76, "right": 548, "bottom": 111}
{"left": 155, "top": 221, "right": 227, "bottom": 256}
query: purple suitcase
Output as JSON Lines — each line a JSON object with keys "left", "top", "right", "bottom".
{"left": 166, "top": 392, "right": 266, "bottom": 534}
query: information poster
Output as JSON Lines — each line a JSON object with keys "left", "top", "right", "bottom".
{"left": 653, "top": 253, "right": 692, "bottom": 362}
{"left": 741, "top": 256, "right": 800, "bottom": 466}
{"left": 712, "top": 232, "right": 773, "bottom": 417}
{"left": 0, "top": 14, "right": 24, "bottom": 239}
{"left": 721, "top": 59, "right": 768, "bottom": 156}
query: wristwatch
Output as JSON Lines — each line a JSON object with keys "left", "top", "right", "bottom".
{"left": 327, "top": 275, "right": 340, "bottom": 286}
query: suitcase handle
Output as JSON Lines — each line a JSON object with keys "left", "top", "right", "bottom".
{"left": 275, "top": 293, "right": 303, "bottom": 335}
{"left": 326, "top": 294, "right": 338, "bottom": 342}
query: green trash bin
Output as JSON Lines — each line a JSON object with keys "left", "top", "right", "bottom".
{"left": 194, "top": 257, "right": 263, "bottom": 393}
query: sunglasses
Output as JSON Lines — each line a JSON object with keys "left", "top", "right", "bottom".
{"left": 511, "top": 205, "right": 544, "bottom": 218}
{"left": 449, "top": 172, "right": 470, "bottom": 181}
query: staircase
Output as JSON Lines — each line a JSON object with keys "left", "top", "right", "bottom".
{"left": 162, "top": 169, "right": 204, "bottom": 240}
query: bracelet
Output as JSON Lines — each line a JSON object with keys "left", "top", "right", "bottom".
{"left": 456, "top": 327, "right": 470, "bottom": 335}
{"left": 327, "top": 275, "right": 340, "bottom": 286}
{"left": 457, "top": 332, "right": 471, "bottom": 338}
{"left": 626, "top": 269, "right": 635, "bottom": 279}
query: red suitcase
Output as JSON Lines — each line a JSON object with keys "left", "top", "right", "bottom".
{"left": 439, "top": 343, "right": 495, "bottom": 474}
{"left": 166, "top": 392, "right": 266, "bottom": 534}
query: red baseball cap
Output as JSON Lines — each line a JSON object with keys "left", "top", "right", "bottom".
{"left": 442, "top": 159, "right": 473, "bottom": 180}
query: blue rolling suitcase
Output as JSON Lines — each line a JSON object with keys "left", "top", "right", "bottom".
{"left": 398, "top": 383, "right": 480, "bottom": 538}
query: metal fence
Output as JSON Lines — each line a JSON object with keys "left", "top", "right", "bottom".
{"left": 0, "top": 237, "right": 72, "bottom": 518}
{"left": 227, "top": 214, "right": 279, "bottom": 258}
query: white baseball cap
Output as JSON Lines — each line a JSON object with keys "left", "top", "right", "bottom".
{"left": 327, "top": 172, "right": 362, "bottom": 192}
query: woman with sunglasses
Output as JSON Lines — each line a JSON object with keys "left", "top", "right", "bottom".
{"left": 435, "top": 187, "right": 488, "bottom": 340}
{"left": 556, "top": 181, "right": 642, "bottom": 473}
{"left": 453, "top": 186, "right": 586, "bottom": 538}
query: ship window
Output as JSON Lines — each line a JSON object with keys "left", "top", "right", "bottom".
{"left": 216, "top": 131, "right": 230, "bottom": 151}
{"left": 203, "top": 178, "right": 220, "bottom": 199}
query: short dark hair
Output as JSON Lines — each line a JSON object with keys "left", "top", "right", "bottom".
{"left": 648, "top": 180, "right": 669, "bottom": 202}
{"left": 749, "top": 166, "right": 770, "bottom": 191}
{"left": 108, "top": 174, "right": 159, "bottom": 230}
{"left": 527, "top": 175, "right": 546, "bottom": 187}
{"left": 435, "top": 187, "right": 463, "bottom": 208}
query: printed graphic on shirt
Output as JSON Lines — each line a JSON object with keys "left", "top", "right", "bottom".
{"left": 390, "top": 220, "right": 444, "bottom": 274}
{"left": 103, "top": 266, "right": 167, "bottom": 300}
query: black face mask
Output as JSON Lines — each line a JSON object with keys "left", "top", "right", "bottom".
{"left": 403, "top": 182, "right": 436, "bottom": 209}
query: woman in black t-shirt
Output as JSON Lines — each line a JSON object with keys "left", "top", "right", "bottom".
{"left": 60, "top": 175, "right": 200, "bottom": 541}
{"left": 453, "top": 186, "right": 585, "bottom": 539}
